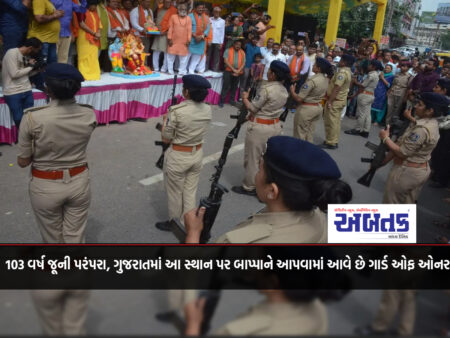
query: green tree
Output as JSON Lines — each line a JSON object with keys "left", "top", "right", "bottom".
{"left": 441, "top": 30, "right": 450, "bottom": 50}
{"left": 313, "top": 3, "right": 377, "bottom": 46}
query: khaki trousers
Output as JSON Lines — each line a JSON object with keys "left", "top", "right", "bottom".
{"left": 31, "top": 290, "right": 90, "bottom": 335}
{"left": 57, "top": 36, "right": 72, "bottom": 63}
{"left": 356, "top": 93, "right": 375, "bottom": 133}
{"left": 167, "top": 290, "right": 198, "bottom": 312}
{"left": 382, "top": 164, "right": 430, "bottom": 204}
{"left": 164, "top": 147, "right": 203, "bottom": 220}
{"left": 323, "top": 100, "right": 346, "bottom": 145}
{"left": 243, "top": 121, "right": 282, "bottom": 191}
{"left": 29, "top": 169, "right": 91, "bottom": 243}
{"left": 386, "top": 94, "right": 404, "bottom": 125}
{"left": 293, "top": 104, "right": 323, "bottom": 142}
{"left": 372, "top": 290, "right": 416, "bottom": 335}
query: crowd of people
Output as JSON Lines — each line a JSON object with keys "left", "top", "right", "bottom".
{"left": 1, "top": 0, "right": 450, "bottom": 336}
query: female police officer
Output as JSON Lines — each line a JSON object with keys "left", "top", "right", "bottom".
{"left": 184, "top": 135, "right": 352, "bottom": 243}
{"left": 184, "top": 252, "right": 347, "bottom": 335}
{"left": 290, "top": 57, "right": 333, "bottom": 142}
{"left": 232, "top": 60, "right": 290, "bottom": 196}
{"left": 379, "top": 92, "right": 449, "bottom": 204}
{"left": 155, "top": 74, "right": 212, "bottom": 231}
{"left": 17, "top": 63, "right": 97, "bottom": 243}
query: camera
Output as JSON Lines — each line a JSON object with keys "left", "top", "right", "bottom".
{"left": 25, "top": 55, "right": 47, "bottom": 71}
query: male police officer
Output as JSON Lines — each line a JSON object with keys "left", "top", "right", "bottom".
{"left": 17, "top": 63, "right": 97, "bottom": 243}
{"left": 321, "top": 54, "right": 354, "bottom": 149}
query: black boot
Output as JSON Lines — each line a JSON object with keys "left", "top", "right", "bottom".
{"left": 155, "top": 221, "right": 172, "bottom": 231}
{"left": 344, "top": 129, "right": 361, "bottom": 136}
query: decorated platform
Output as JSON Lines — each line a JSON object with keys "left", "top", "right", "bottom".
{"left": 0, "top": 71, "right": 225, "bottom": 145}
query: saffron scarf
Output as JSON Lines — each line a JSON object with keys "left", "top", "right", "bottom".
{"left": 289, "top": 54, "right": 304, "bottom": 77}
{"left": 160, "top": 6, "right": 177, "bottom": 33}
{"left": 225, "top": 48, "right": 245, "bottom": 74}
{"left": 70, "top": 0, "right": 81, "bottom": 37}
{"left": 107, "top": 6, "right": 125, "bottom": 30}
{"left": 193, "top": 11, "right": 207, "bottom": 37}
{"left": 85, "top": 10, "right": 101, "bottom": 47}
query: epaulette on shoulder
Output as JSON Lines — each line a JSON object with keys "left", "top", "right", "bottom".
{"left": 224, "top": 223, "right": 273, "bottom": 243}
{"left": 78, "top": 103, "right": 94, "bottom": 109}
{"left": 23, "top": 105, "right": 49, "bottom": 115}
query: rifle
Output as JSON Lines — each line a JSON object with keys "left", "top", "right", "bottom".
{"left": 169, "top": 82, "right": 258, "bottom": 243}
{"left": 357, "top": 117, "right": 410, "bottom": 187}
{"left": 155, "top": 75, "right": 178, "bottom": 170}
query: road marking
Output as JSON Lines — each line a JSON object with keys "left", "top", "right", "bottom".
{"left": 211, "top": 121, "right": 227, "bottom": 127}
{"left": 139, "top": 143, "right": 244, "bottom": 186}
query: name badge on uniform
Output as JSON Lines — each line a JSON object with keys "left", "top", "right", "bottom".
{"left": 337, "top": 75, "right": 344, "bottom": 81}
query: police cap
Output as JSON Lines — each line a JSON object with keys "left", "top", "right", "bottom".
{"left": 341, "top": 54, "right": 355, "bottom": 66}
{"left": 419, "top": 92, "right": 450, "bottom": 117}
{"left": 370, "top": 59, "right": 383, "bottom": 71}
{"left": 44, "top": 63, "right": 84, "bottom": 82}
{"left": 264, "top": 136, "right": 341, "bottom": 180}
{"left": 182, "top": 74, "right": 211, "bottom": 89}
{"left": 269, "top": 60, "right": 290, "bottom": 75}
{"left": 400, "top": 61, "right": 412, "bottom": 68}
{"left": 315, "top": 57, "right": 332, "bottom": 73}
{"left": 437, "top": 78, "right": 450, "bottom": 96}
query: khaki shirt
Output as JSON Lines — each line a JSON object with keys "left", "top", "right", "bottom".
{"left": 216, "top": 209, "right": 327, "bottom": 243}
{"left": 327, "top": 66, "right": 352, "bottom": 102}
{"left": 390, "top": 72, "right": 412, "bottom": 97}
{"left": 17, "top": 99, "right": 97, "bottom": 171}
{"left": 248, "top": 81, "right": 289, "bottom": 119}
{"left": 361, "top": 70, "right": 379, "bottom": 93}
{"left": 397, "top": 118, "right": 440, "bottom": 163}
{"left": 298, "top": 73, "right": 329, "bottom": 103}
{"left": 214, "top": 300, "right": 328, "bottom": 335}
{"left": 162, "top": 100, "right": 212, "bottom": 146}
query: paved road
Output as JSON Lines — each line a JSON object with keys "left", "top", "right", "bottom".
{"left": 0, "top": 104, "right": 448, "bottom": 243}
{"left": 0, "top": 104, "right": 449, "bottom": 335}
{"left": 0, "top": 289, "right": 449, "bottom": 335}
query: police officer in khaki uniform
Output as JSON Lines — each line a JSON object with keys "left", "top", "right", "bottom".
{"left": 290, "top": 57, "right": 333, "bottom": 142}
{"left": 183, "top": 246, "right": 349, "bottom": 335}
{"left": 345, "top": 59, "right": 383, "bottom": 138}
{"left": 321, "top": 54, "right": 354, "bottom": 149}
{"left": 31, "top": 289, "right": 90, "bottom": 335}
{"left": 231, "top": 60, "right": 290, "bottom": 196}
{"left": 385, "top": 61, "right": 412, "bottom": 124}
{"left": 379, "top": 92, "right": 448, "bottom": 204}
{"left": 184, "top": 136, "right": 352, "bottom": 244}
{"left": 185, "top": 294, "right": 328, "bottom": 335}
{"left": 355, "top": 93, "right": 449, "bottom": 337}
{"left": 155, "top": 75, "right": 212, "bottom": 231}
{"left": 17, "top": 63, "right": 97, "bottom": 244}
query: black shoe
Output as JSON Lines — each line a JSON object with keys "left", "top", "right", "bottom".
{"left": 344, "top": 129, "right": 361, "bottom": 136}
{"left": 155, "top": 311, "right": 175, "bottom": 322}
{"left": 319, "top": 143, "right": 338, "bottom": 150}
{"left": 231, "top": 186, "right": 257, "bottom": 196}
{"left": 354, "top": 325, "right": 387, "bottom": 336}
{"left": 155, "top": 221, "right": 171, "bottom": 231}
{"left": 218, "top": 101, "right": 224, "bottom": 108}
{"left": 360, "top": 132, "right": 369, "bottom": 138}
